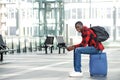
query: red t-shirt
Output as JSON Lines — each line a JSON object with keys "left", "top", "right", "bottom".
{"left": 74, "top": 26, "right": 104, "bottom": 51}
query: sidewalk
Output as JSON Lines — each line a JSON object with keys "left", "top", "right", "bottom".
{"left": 104, "top": 41, "right": 120, "bottom": 48}
{"left": 0, "top": 48, "right": 120, "bottom": 80}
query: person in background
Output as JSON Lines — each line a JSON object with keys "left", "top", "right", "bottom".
{"left": 66, "top": 21, "right": 104, "bottom": 77}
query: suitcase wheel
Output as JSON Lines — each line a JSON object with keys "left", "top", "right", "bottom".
{"left": 90, "top": 74, "right": 93, "bottom": 77}
{"left": 103, "top": 74, "right": 107, "bottom": 77}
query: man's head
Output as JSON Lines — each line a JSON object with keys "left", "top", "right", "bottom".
{"left": 75, "top": 21, "right": 83, "bottom": 32}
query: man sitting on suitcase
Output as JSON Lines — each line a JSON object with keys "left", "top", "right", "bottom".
{"left": 66, "top": 21, "right": 104, "bottom": 77}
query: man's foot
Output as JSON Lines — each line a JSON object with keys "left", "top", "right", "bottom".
{"left": 69, "top": 71, "right": 83, "bottom": 77}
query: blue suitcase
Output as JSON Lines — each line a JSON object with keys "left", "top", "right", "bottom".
{"left": 89, "top": 52, "right": 108, "bottom": 77}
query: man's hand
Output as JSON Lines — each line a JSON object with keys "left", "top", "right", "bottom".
{"left": 66, "top": 45, "right": 75, "bottom": 51}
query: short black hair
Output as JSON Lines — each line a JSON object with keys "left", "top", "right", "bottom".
{"left": 75, "top": 21, "right": 83, "bottom": 27}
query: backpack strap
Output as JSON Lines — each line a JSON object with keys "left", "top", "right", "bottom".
{"left": 89, "top": 28, "right": 99, "bottom": 49}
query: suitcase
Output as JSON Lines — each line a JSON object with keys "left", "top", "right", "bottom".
{"left": 89, "top": 52, "right": 108, "bottom": 77}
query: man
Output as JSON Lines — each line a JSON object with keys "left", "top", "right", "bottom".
{"left": 67, "top": 21, "right": 104, "bottom": 77}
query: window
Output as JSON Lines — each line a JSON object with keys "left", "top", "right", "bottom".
{"left": 21, "top": 9, "right": 25, "bottom": 19}
{"left": 91, "top": 8, "right": 97, "bottom": 19}
{"left": 82, "top": 8, "right": 86, "bottom": 19}
{"left": 118, "top": 8, "right": 120, "bottom": 19}
{"left": 64, "top": 0, "right": 71, "bottom": 3}
{"left": 8, "top": 8, "right": 15, "bottom": 19}
{"left": 83, "top": 8, "right": 89, "bottom": 19}
{"left": 21, "top": 0, "right": 25, "bottom": 2}
{"left": 106, "top": 8, "right": 112, "bottom": 19}
{"left": 81, "top": 0, "right": 90, "bottom": 3}
{"left": 77, "top": 0, "right": 82, "bottom": 3}
{"left": 11, "top": 11, "right": 14, "bottom": 18}
{"left": 27, "top": 0, "right": 32, "bottom": 2}
{"left": 30, "top": 27, "right": 32, "bottom": 36}
{"left": 72, "top": 0, "right": 77, "bottom": 3}
{"left": 96, "top": 8, "right": 101, "bottom": 19}
{"left": 95, "top": 8, "right": 98, "bottom": 18}
{"left": 27, "top": 27, "right": 29, "bottom": 36}
{"left": 8, "top": 0, "right": 12, "bottom": 2}
{"left": 27, "top": 9, "right": 33, "bottom": 19}
{"left": 33, "top": 26, "right": 39, "bottom": 37}
{"left": 72, "top": 8, "right": 76, "bottom": 19}
{"left": 65, "top": 10, "right": 70, "bottom": 19}
{"left": 33, "top": 10, "right": 38, "bottom": 19}
{"left": 23, "top": 27, "right": 25, "bottom": 35}
{"left": 101, "top": 8, "right": 105, "bottom": 19}
{"left": 77, "top": 8, "right": 82, "bottom": 19}
{"left": 10, "top": 27, "right": 16, "bottom": 35}
{"left": 50, "top": 10, "right": 54, "bottom": 19}
{"left": 8, "top": 0, "right": 16, "bottom": 3}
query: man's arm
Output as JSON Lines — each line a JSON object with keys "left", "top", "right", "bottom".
{"left": 66, "top": 30, "right": 91, "bottom": 51}
{"left": 74, "top": 30, "right": 91, "bottom": 48}
{"left": 66, "top": 45, "right": 75, "bottom": 51}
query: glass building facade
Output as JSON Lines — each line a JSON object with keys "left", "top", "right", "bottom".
{"left": 33, "top": 0, "right": 64, "bottom": 37}
{"left": 0, "top": 0, "right": 64, "bottom": 37}
{"left": 64, "top": 0, "right": 120, "bottom": 43}
{"left": 0, "top": 0, "right": 120, "bottom": 44}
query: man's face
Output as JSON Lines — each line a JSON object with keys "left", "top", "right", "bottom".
{"left": 75, "top": 24, "right": 82, "bottom": 32}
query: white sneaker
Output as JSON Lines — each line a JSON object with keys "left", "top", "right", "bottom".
{"left": 69, "top": 71, "right": 83, "bottom": 77}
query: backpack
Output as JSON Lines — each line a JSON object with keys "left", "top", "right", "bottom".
{"left": 90, "top": 26, "right": 109, "bottom": 42}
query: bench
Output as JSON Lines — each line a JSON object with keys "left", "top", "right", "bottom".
{"left": 0, "top": 49, "right": 16, "bottom": 61}
{"left": 0, "top": 34, "right": 16, "bottom": 61}
{"left": 38, "top": 36, "right": 54, "bottom": 54}
{"left": 56, "top": 36, "right": 66, "bottom": 54}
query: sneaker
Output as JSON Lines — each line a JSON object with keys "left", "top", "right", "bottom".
{"left": 69, "top": 71, "right": 83, "bottom": 77}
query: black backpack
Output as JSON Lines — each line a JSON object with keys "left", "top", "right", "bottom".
{"left": 90, "top": 26, "right": 109, "bottom": 42}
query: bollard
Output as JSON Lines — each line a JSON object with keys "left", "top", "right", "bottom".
{"left": 38, "top": 38, "right": 42, "bottom": 51}
{"left": 35, "top": 40, "right": 37, "bottom": 51}
{"left": 29, "top": 41, "right": 32, "bottom": 52}
{"left": 17, "top": 39, "right": 21, "bottom": 53}
{"left": 59, "top": 47, "right": 61, "bottom": 54}
{"left": 63, "top": 47, "right": 65, "bottom": 53}
{"left": 0, "top": 53, "right": 3, "bottom": 61}
{"left": 11, "top": 38, "right": 14, "bottom": 53}
{"left": 23, "top": 38, "right": 27, "bottom": 53}
{"left": 4, "top": 38, "right": 7, "bottom": 54}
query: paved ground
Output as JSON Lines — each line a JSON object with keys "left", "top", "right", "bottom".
{"left": 0, "top": 48, "right": 120, "bottom": 80}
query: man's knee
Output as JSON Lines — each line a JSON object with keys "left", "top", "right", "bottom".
{"left": 74, "top": 48, "right": 81, "bottom": 54}
{"left": 74, "top": 47, "right": 85, "bottom": 54}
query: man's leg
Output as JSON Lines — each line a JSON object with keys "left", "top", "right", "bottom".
{"left": 74, "top": 46, "right": 99, "bottom": 72}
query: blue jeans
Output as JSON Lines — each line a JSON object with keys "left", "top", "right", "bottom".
{"left": 73, "top": 46, "right": 100, "bottom": 72}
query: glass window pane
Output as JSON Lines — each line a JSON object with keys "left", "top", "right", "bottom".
{"left": 118, "top": 8, "right": 120, "bottom": 19}
{"left": 10, "top": 27, "right": 16, "bottom": 35}
{"left": 65, "top": 10, "right": 70, "bottom": 19}
{"left": 77, "top": 8, "right": 82, "bottom": 19}
{"left": 72, "top": 8, "right": 76, "bottom": 19}
{"left": 106, "top": 8, "right": 112, "bottom": 19}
